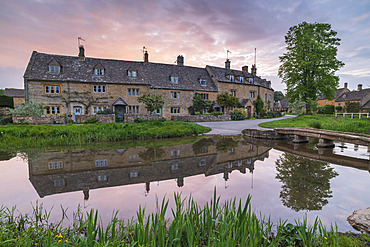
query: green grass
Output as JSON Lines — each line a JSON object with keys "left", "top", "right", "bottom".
{"left": 259, "top": 115, "right": 370, "bottom": 134}
{"left": 0, "top": 121, "right": 211, "bottom": 150}
{"left": 1, "top": 191, "right": 368, "bottom": 246}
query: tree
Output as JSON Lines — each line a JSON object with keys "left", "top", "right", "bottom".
{"left": 278, "top": 22, "right": 344, "bottom": 114}
{"left": 254, "top": 95, "right": 264, "bottom": 115}
{"left": 275, "top": 153, "right": 338, "bottom": 212}
{"left": 137, "top": 92, "right": 165, "bottom": 114}
{"left": 274, "top": 91, "right": 284, "bottom": 102}
{"left": 217, "top": 92, "right": 239, "bottom": 113}
{"left": 8, "top": 101, "right": 44, "bottom": 116}
{"left": 190, "top": 93, "right": 214, "bottom": 114}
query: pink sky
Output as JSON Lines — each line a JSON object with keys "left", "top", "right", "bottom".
{"left": 0, "top": 0, "right": 369, "bottom": 92}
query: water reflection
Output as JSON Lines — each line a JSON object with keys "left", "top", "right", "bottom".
{"left": 0, "top": 151, "right": 15, "bottom": 161}
{"left": 27, "top": 137, "right": 271, "bottom": 200}
{"left": 275, "top": 153, "right": 339, "bottom": 212}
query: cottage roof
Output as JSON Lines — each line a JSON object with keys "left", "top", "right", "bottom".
{"left": 335, "top": 88, "right": 370, "bottom": 102}
{"left": 206, "top": 65, "right": 272, "bottom": 89}
{"left": 24, "top": 51, "right": 218, "bottom": 92}
{"left": 4, "top": 88, "right": 25, "bottom": 98}
{"left": 317, "top": 87, "right": 348, "bottom": 100}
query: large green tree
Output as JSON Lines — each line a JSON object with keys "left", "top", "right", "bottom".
{"left": 217, "top": 92, "right": 239, "bottom": 113}
{"left": 278, "top": 22, "right": 344, "bottom": 113}
{"left": 137, "top": 92, "right": 165, "bottom": 114}
{"left": 274, "top": 91, "right": 284, "bottom": 102}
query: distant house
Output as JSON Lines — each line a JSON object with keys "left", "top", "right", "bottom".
{"left": 335, "top": 84, "right": 370, "bottom": 113}
{"left": 4, "top": 88, "right": 25, "bottom": 106}
{"left": 317, "top": 82, "right": 349, "bottom": 107}
{"left": 23, "top": 46, "right": 274, "bottom": 120}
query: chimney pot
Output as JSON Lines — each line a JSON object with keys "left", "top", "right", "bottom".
{"left": 251, "top": 64, "right": 257, "bottom": 76}
{"left": 358, "top": 84, "right": 363, "bottom": 91}
{"left": 225, "top": 59, "right": 231, "bottom": 70}
{"left": 177, "top": 55, "right": 184, "bottom": 66}
{"left": 242, "top": 66, "right": 249, "bottom": 73}
{"left": 144, "top": 51, "right": 149, "bottom": 63}
{"left": 78, "top": 45, "right": 85, "bottom": 61}
{"left": 344, "top": 82, "right": 348, "bottom": 88}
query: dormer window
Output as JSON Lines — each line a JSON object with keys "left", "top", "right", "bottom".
{"left": 48, "top": 59, "right": 61, "bottom": 74}
{"left": 94, "top": 63, "right": 105, "bottom": 76}
{"left": 239, "top": 77, "right": 244, "bottom": 83}
{"left": 229, "top": 75, "right": 235, "bottom": 82}
{"left": 249, "top": 78, "right": 254, "bottom": 84}
{"left": 171, "top": 76, "right": 179, "bottom": 84}
{"left": 200, "top": 79, "right": 207, "bottom": 86}
{"left": 128, "top": 66, "right": 137, "bottom": 78}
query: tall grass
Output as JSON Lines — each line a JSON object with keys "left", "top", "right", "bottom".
{"left": 0, "top": 121, "right": 211, "bottom": 150}
{"left": 1, "top": 191, "right": 367, "bottom": 246}
{"left": 259, "top": 115, "right": 370, "bottom": 134}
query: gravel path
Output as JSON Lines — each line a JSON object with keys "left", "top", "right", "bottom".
{"left": 197, "top": 115, "right": 296, "bottom": 136}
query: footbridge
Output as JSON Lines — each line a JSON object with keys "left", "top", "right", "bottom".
{"left": 274, "top": 128, "right": 370, "bottom": 147}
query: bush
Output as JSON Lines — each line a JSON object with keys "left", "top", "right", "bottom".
{"left": 230, "top": 108, "right": 247, "bottom": 120}
{"left": 134, "top": 117, "right": 143, "bottom": 123}
{"left": 0, "top": 116, "right": 12, "bottom": 125}
{"left": 97, "top": 108, "right": 114, "bottom": 114}
{"left": 345, "top": 102, "right": 360, "bottom": 113}
{"left": 211, "top": 112, "right": 224, "bottom": 116}
{"left": 335, "top": 106, "right": 343, "bottom": 112}
{"left": 0, "top": 95, "right": 14, "bottom": 108}
{"left": 85, "top": 118, "right": 99, "bottom": 124}
{"left": 8, "top": 101, "right": 44, "bottom": 116}
{"left": 308, "top": 121, "right": 321, "bottom": 129}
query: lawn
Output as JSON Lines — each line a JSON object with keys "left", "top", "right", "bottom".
{"left": 259, "top": 115, "right": 370, "bottom": 134}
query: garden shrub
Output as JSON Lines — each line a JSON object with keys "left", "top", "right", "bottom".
{"left": 211, "top": 112, "right": 224, "bottom": 116}
{"left": 230, "top": 108, "right": 247, "bottom": 120}
{"left": 0, "top": 95, "right": 13, "bottom": 108}
{"left": 345, "top": 102, "right": 360, "bottom": 113}
{"left": 0, "top": 116, "right": 12, "bottom": 125}
{"left": 85, "top": 118, "right": 99, "bottom": 124}
{"left": 308, "top": 121, "right": 321, "bottom": 129}
{"left": 335, "top": 105, "right": 342, "bottom": 112}
{"left": 8, "top": 101, "right": 44, "bottom": 116}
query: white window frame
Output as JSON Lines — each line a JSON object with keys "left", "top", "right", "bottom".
{"left": 200, "top": 79, "right": 207, "bottom": 86}
{"left": 250, "top": 92, "right": 255, "bottom": 98}
{"left": 240, "top": 77, "right": 244, "bottom": 83}
{"left": 230, "top": 90, "right": 236, "bottom": 97}
{"left": 93, "top": 85, "right": 106, "bottom": 93}
{"left": 128, "top": 70, "right": 137, "bottom": 78}
{"left": 171, "top": 76, "right": 179, "bottom": 84}
{"left": 95, "top": 68, "right": 104, "bottom": 76}
{"left": 49, "top": 65, "right": 60, "bottom": 74}
{"left": 230, "top": 75, "right": 235, "bottom": 82}
{"left": 171, "top": 107, "right": 180, "bottom": 114}
{"left": 171, "top": 91, "right": 180, "bottom": 99}
{"left": 249, "top": 78, "right": 253, "bottom": 84}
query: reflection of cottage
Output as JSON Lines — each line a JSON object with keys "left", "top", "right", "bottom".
{"left": 24, "top": 46, "right": 274, "bottom": 119}
{"left": 4, "top": 88, "right": 25, "bottom": 106}
{"left": 27, "top": 138, "right": 271, "bottom": 198}
{"left": 335, "top": 84, "right": 370, "bottom": 112}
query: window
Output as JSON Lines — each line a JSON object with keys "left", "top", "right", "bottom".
{"left": 240, "top": 77, "right": 244, "bottom": 83}
{"left": 230, "top": 106, "right": 235, "bottom": 111}
{"left": 229, "top": 75, "right": 235, "bottom": 82}
{"left": 171, "top": 107, "right": 180, "bottom": 114}
{"left": 171, "top": 91, "right": 180, "bottom": 99}
{"left": 249, "top": 145, "right": 253, "bottom": 151}
{"left": 265, "top": 93, "right": 267, "bottom": 102}
{"left": 238, "top": 160, "right": 243, "bottom": 166}
{"left": 95, "top": 160, "right": 108, "bottom": 167}
{"left": 250, "top": 91, "right": 255, "bottom": 98}
{"left": 228, "top": 162, "right": 233, "bottom": 168}
{"left": 93, "top": 85, "right": 106, "bottom": 93}
{"left": 171, "top": 76, "right": 179, "bottom": 84}
{"left": 200, "top": 93, "right": 209, "bottom": 100}
{"left": 127, "top": 106, "right": 139, "bottom": 114}
{"left": 249, "top": 78, "right": 253, "bottom": 84}
{"left": 171, "top": 150, "right": 180, "bottom": 157}
{"left": 325, "top": 100, "right": 328, "bottom": 104}
{"left": 130, "top": 171, "right": 138, "bottom": 178}
{"left": 45, "top": 106, "right": 61, "bottom": 115}
{"left": 53, "top": 178, "right": 65, "bottom": 187}
{"left": 49, "top": 65, "right": 60, "bottom": 74}
{"left": 93, "top": 106, "right": 107, "bottom": 114}
{"left": 155, "top": 108, "right": 162, "bottom": 115}
{"left": 200, "top": 146, "right": 208, "bottom": 154}
{"left": 171, "top": 163, "right": 178, "bottom": 171}
{"left": 95, "top": 68, "right": 104, "bottom": 76}
{"left": 201, "top": 108, "right": 209, "bottom": 114}
{"left": 229, "top": 148, "right": 235, "bottom": 154}
{"left": 199, "top": 160, "right": 206, "bottom": 167}
{"left": 128, "top": 88, "right": 139, "bottom": 96}
{"left": 200, "top": 79, "right": 207, "bottom": 86}
{"left": 129, "top": 155, "right": 140, "bottom": 162}
{"left": 230, "top": 90, "right": 236, "bottom": 97}
{"left": 128, "top": 70, "right": 137, "bottom": 78}
{"left": 98, "top": 175, "right": 107, "bottom": 181}
{"left": 48, "top": 161, "right": 63, "bottom": 170}
{"left": 44, "top": 84, "right": 61, "bottom": 94}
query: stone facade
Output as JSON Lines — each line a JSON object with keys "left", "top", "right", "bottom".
{"left": 75, "top": 114, "right": 115, "bottom": 123}
{"left": 173, "top": 114, "right": 231, "bottom": 122}
{"left": 124, "top": 114, "right": 163, "bottom": 122}
{"left": 12, "top": 115, "right": 65, "bottom": 125}
{"left": 24, "top": 49, "right": 275, "bottom": 121}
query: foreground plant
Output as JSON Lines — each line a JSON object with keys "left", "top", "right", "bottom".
{"left": 0, "top": 191, "right": 368, "bottom": 246}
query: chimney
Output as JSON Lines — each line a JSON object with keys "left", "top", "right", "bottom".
{"left": 177, "top": 55, "right": 184, "bottom": 66}
{"left": 144, "top": 51, "right": 149, "bottom": 63}
{"left": 251, "top": 64, "right": 257, "bottom": 76}
{"left": 358, "top": 84, "right": 362, "bottom": 91}
{"left": 225, "top": 59, "right": 231, "bottom": 70}
{"left": 242, "top": 66, "right": 249, "bottom": 73}
{"left": 78, "top": 45, "right": 85, "bottom": 61}
{"left": 344, "top": 82, "right": 348, "bottom": 88}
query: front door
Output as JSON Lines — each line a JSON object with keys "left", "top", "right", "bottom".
{"left": 115, "top": 105, "right": 125, "bottom": 122}
{"left": 246, "top": 106, "right": 252, "bottom": 118}
{"left": 73, "top": 106, "right": 82, "bottom": 122}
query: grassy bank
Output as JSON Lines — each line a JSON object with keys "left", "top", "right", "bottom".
{"left": 0, "top": 121, "right": 211, "bottom": 150}
{"left": 1, "top": 192, "right": 368, "bottom": 246}
{"left": 259, "top": 115, "right": 370, "bottom": 134}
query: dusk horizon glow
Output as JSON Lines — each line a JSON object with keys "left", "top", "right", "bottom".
{"left": 1, "top": 0, "right": 369, "bottom": 93}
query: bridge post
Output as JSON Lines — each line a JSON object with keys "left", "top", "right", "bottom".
{"left": 292, "top": 135, "right": 308, "bottom": 143}
{"left": 317, "top": 138, "right": 335, "bottom": 148}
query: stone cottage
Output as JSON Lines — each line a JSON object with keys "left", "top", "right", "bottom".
{"left": 24, "top": 46, "right": 274, "bottom": 120}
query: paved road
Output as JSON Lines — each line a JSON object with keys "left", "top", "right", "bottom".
{"left": 197, "top": 115, "right": 296, "bottom": 136}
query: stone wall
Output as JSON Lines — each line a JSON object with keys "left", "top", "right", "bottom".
{"left": 12, "top": 115, "right": 65, "bottom": 125}
{"left": 124, "top": 114, "right": 163, "bottom": 122}
{"left": 173, "top": 114, "right": 231, "bottom": 122}
{"left": 243, "top": 129, "right": 288, "bottom": 139}
{"left": 75, "top": 114, "right": 115, "bottom": 123}
{"left": 0, "top": 107, "right": 10, "bottom": 116}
